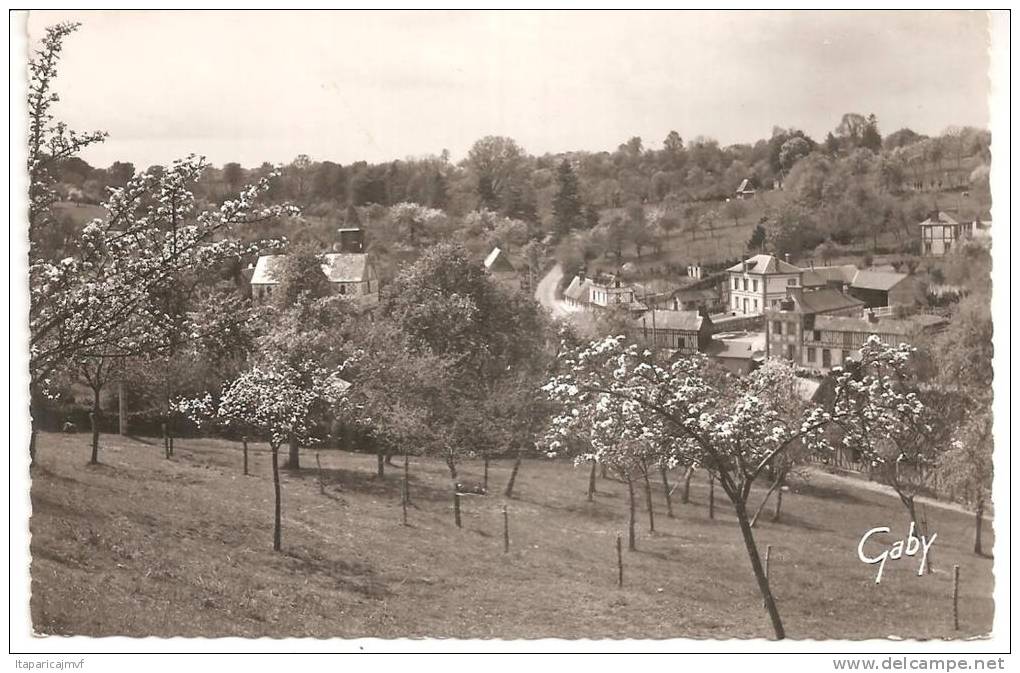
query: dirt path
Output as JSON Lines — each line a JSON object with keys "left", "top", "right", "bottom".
{"left": 807, "top": 467, "right": 992, "bottom": 521}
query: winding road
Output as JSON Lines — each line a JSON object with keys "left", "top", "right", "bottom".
{"left": 534, "top": 263, "right": 576, "bottom": 318}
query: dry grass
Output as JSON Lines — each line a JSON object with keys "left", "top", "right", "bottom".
{"left": 30, "top": 431, "right": 994, "bottom": 640}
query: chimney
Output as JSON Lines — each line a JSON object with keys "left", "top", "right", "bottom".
{"left": 809, "top": 260, "right": 815, "bottom": 270}
{"left": 784, "top": 253, "right": 791, "bottom": 264}
{"left": 336, "top": 227, "right": 365, "bottom": 253}
{"left": 742, "top": 260, "right": 749, "bottom": 273}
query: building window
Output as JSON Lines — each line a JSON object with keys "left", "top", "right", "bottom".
{"left": 787, "top": 345, "right": 795, "bottom": 360}
{"left": 787, "top": 278, "right": 797, "bottom": 286}
{"left": 752, "top": 279, "right": 758, "bottom": 292}
{"left": 743, "top": 278, "right": 748, "bottom": 291}
{"left": 807, "top": 346, "right": 816, "bottom": 363}
{"left": 753, "top": 299, "right": 758, "bottom": 311}
{"left": 733, "top": 278, "right": 739, "bottom": 290}
{"left": 822, "top": 349, "right": 832, "bottom": 368}
{"left": 773, "top": 320, "right": 783, "bottom": 335}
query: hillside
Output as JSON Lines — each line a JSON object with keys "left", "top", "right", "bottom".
{"left": 30, "top": 432, "right": 994, "bottom": 639}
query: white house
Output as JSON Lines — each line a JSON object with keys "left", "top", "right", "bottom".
{"left": 249, "top": 229, "right": 379, "bottom": 306}
{"left": 725, "top": 254, "right": 802, "bottom": 315}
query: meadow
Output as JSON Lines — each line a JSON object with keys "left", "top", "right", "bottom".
{"left": 30, "top": 431, "right": 994, "bottom": 640}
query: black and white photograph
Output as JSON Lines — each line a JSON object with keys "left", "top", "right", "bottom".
{"left": 9, "top": 7, "right": 1010, "bottom": 664}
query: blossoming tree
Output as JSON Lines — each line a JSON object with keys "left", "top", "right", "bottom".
{"left": 543, "top": 335, "right": 925, "bottom": 640}
{"left": 178, "top": 357, "right": 349, "bottom": 551}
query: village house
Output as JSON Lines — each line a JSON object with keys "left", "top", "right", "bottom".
{"left": 563, "top": 272, "right": 647, "bottom": 314}
{"left": 798, "top": 312, "right": 947, "bottom": 374}
{"left": 918, "top": 211, "right": 964, "bottom": 257}
{"left": 630, "top": 309, "right": 713, "bottom": 354}
{"left": 726, "top": 254, "right": 802, "bottom": 315}
{"left": 735, "top": 178, "right": 757, "bottom": 200}
{"left": 250, "top": 227, "right": 379, "bottom": 306}
{"left": 764, "top": 286, "right": 865, "bottom": 366}
{"left": 483, "top": 247, "right": 520, "bottom": 290}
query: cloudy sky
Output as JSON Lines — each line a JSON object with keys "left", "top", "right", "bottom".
{"left": 25, "top": 10, "right": 992, "bottom": 170}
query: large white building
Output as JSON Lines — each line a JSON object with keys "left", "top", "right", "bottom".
{"left": 726, "top": 254, "right": 802, "bottom": 315}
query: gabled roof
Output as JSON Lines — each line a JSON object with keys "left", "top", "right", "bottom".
{"left": 919, "top": 211, "right": 959, "bottom": 226}
{"left": 851, "top": 270, "right": 909, "bottom": 292}
{"left": 796, "top": 288, "right": 865, "bottom": 314}
{"left": 563, "top": 275, "right": 593, "bottom": 302}
{"left": 727, "top": 254, "right": 801, "bottom": 275}
{"left": 706, "top": 339, "right": 763, "bottom": 360}
{"left": 737, "top": 178, "right": 755, "bottom": 193}
{"left": 251, "top": 252, "right": 371, "bottom": 285}
{"left": 635, "top": 309, "right": 704, "bottom": 332}
{"left": 801, "top": 264, "right": 858, "bottom": 288}
{"left": 483, "top": 247, "right": 515, "bottom": 273}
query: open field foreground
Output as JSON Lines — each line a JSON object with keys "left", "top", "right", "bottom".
{"left": 29, "top": 432, "right": 993, "bottom": 640}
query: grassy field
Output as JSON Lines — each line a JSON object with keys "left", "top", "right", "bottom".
{"left": 29, "top": 431, "right": 994, "bottom": 640}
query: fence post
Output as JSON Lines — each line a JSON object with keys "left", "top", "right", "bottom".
{"left": 242, "top": 435, "right": 249, "bottom": 476}
{"left": 401, "top": 476, "right": 409, "bottom": 526}
{"left": 503, "top": 505, "right": 509, "bottom": 553}
{"left": 315, "top": 452, "right": 326, "bottom": 494}
{"left": 616, "top": 534, "right": 623, "bottom": 587}
{"left": 953, "top": 565, "right": 960, "bottom": 631}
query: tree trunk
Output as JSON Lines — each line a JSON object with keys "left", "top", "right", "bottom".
{"left": 271, "top": 443, "right": 282, "bottom": 552}
{"left": 734, "top": 499, "right": 785, "bottom": 640}
{"left": 682, "top": 466, "right": 694, "bottom": 504}
{"left": 708, "top": 473, "right": 715, "bottom": 519}
{"left": 660, "top": 467, "right": 674, "bottom": 518}
{"left": 505, "top": 450, "right": 522, "bottom": 498}
{"left": 483, "top": 456, "right": 490, "bottom": 491}
{"left": 286, "top": 434, "right": 300, "bottom": 470}
{"left": 587, "top": 461, "right": 597, "bottom": 502}
{"left": 29, "top": 424, "right": 37, "bottom": 468}
{"left": 627, "top": 475, "right": 637, "bottom": 551}
{"left": 974, "top": 500, "right": 984, "bottom": 556}
{"left": 773, "top": 488, "right": 784, "bottom": 523}
{"left": 403, "top": 452, "right": 412, "bottom": 505}
{"left": 903, "top": 495, "right": 933, "bottom": 574}
{"left": 642, "top": 469, "right": 655, "bottom": 533}
{"left": 750, "top": 476, "right": 783, "bottom": 528}
{"left": 376, "top": 450, "right": 385, "bottom": 478}
{"left": 89, "top": 392, "right": 101, "bottom": 465}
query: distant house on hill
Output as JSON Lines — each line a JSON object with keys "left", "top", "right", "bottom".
{"left": 250, "top": 228, "right": 379, "bottom": 306}
{"left": 918, "top": 211, "right": 964, "bottom": 257}
{"left": 735, "top": 178, "right": 757, "bottom": 200}
{"left": 483, "top": 247, "right": 520, "bottom": 290}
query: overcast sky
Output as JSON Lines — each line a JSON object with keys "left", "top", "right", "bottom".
{"left": 26, "top": 10, "right": 991, "bottom": 170}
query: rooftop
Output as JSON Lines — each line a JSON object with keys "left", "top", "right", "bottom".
{"left": 635, "top": 309, "right": 704, "bottom": 332}
{"left": 851, "top": 269, "right": 909, "bottom": 292}
{"left": 727, "top": 254, "right": 801, "bottom": 275}
{"left": 483, "top": 247, "right": 515, "bottom": 273}
{"left": 251, "top": 252, "right": 371, "bottom": 285}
